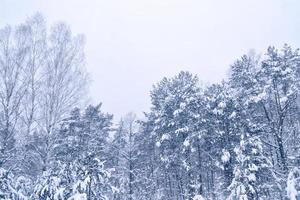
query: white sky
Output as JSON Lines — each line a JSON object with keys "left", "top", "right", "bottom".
{"left": 1, "top": 0, "right": 300, "bottom": 120}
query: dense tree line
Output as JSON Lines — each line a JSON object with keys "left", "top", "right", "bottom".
{"left": 0, "top": 15, "right": 300, "bottom": 200}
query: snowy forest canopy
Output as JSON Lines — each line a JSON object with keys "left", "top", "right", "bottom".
{"left": 0, "top": 14, "right": 300, "bottom": 200}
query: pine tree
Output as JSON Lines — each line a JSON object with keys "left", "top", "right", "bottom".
{"left": 227, "top": 133, "right": 274, "bottom": 200}
{"left": 149, "top": 71, "right": 202, "bottom": 199}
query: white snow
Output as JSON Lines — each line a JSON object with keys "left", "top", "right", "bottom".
{"left": 221, "top": 150, "right": 230, "bottom": 163}
{"left": 249, "top": 163, "right": 258, "bottom": 171}
{"left": 156, "top": 141, "right": 161, "bottom": 147}
{"left": 218, "top": 102, "right": 226, "bottom": 108}
{"left": 180, "top": 102, "right": 187, "bottom": 109}
{"left": 287, "top": 168, "right": 300, "bottom": 200}
{"left": 68, "top": 193, "right": 87, "bottom": 200}
{"left": 229, "top": 111, "right": 236, "bottom": 119}
{"left": 175, "top": 127, "right": 189, "bottom": 134}
{"left": 280, "top": 96, "right": 288, "bottom": 104}
{"left": 193, "top": 195, "right": 205, "bottom": 200}
{"left": 173, "top": 109, "right": 182, "bottom": 116}
{"left": 247, "top": 173, "right": 256, "bottom": 182}
{"left": 54, "top": 188, "right": 65, "bottom": 200}
{"left": 161, "top": 133, "right": 170, "bottom": 141}
{"left": 183, "top": 139, "right": 190, "bottom": 147}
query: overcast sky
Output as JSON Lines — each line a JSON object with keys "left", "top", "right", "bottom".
{"left": 1, "top": 0, "right": 300, "bottom": 120}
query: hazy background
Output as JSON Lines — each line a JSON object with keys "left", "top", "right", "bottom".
{"left": 1, "top": 0, "right": 299, "bottom": 120}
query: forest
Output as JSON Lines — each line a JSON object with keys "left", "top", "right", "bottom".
{"left": 0, "top": 14, "right": 300, "bottom": 200}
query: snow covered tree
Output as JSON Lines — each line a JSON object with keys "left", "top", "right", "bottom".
{"left": 37, "top": 22, "right": 88, "bottom": 173}
{"left": 33, "top": 104, "right": 114, "bottom": 199}
{"left": 1, "top": 14, "right": 300, "bottom": 200}
{"left": 0, "top": 167, "right": 29, "bottom": 199}
{"left": 227, "top": 133, "right": 274, "bottom": 200}
{"left": 33, "top": 167, "right": 66, "bottom": 200}
{"left": 70, "top": 155, "right": 112, "bottom": 200}
{"left": 287, "top": 167, "right": 300, "bottom": 200}
{"left": 110, "top": 113, "right": 144, "bottom": 200}
{"left": 256, "top": 45, "right": 300, "bottom": 173}
{"left": 148, "top": 71, "right": 203, "bottom": 199}
{"left": 203, "top": 83, "right": 241, "bottom": 196}
{"left": 228, "top": 46, "right": 300, "bottom": 198}
{"left": 110, "top": 118, "right": 127, "bottom": 199}
{"left": 0, "top": 23, "right": 28, "bottom": 169}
